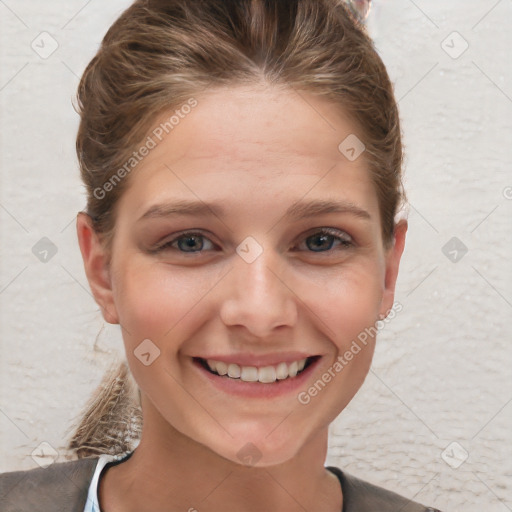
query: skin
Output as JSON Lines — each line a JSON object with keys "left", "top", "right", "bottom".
{"left": 77, "top": 82, "right": 407, "bottom": 512}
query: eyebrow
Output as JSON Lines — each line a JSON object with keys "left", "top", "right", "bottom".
{"left": 137, "top": 198, "right": 372, "bottom": 222}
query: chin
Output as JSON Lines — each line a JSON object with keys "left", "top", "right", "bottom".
{"left": 209, "top": 424, "right": 307, "bottom": 468}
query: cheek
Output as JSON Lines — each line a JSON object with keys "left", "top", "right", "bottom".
{"left": 111, "top": 261, "right": 201, "bottom": 397}
{"left": 295, "top": 273, "right": 381, "bottom": 418}
{"left": 302, "top": 262, "right": 384, "bottom": 347}
{"left": 111, "top": 258, "right": 223, "bottom": 347}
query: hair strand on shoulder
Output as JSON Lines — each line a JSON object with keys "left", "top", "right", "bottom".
{"left": 65, "top": 359, "right": 142, "bottom": 459}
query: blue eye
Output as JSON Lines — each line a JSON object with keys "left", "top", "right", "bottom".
{"left": 156, "top": 232, "right": 215, "bottom": 253}
{"left": 300, "top": 227, "right": 353, "bottom": 252}
{"left": 152, "top": 228, "right": 353, "bottom": 255}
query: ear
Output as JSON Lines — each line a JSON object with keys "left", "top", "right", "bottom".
{"left": 76, "top": 212, "right": 119, "bottom": 324}
{"left": 378, "top": 218, "right": 408, "bottom": 319}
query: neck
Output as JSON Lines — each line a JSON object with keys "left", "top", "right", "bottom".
{"left": 98, "top": 397, "right": 342, "bottom": 512}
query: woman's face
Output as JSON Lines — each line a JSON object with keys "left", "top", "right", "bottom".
{"left": 80, "top": 83, "right": 406, "bottom": 466}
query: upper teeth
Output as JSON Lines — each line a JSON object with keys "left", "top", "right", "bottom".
{"left": 206, "top": 358, "right": 308, "bottom": 383}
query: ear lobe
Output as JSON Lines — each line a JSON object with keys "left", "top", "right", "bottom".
{"left": 378, "top": 219, "right": 408, "bottom": 319}
{"left": 76, "top": 212, "right": 119, "bottom": 324}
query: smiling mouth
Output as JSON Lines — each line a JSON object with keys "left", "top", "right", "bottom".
{"left": 194, "top": 356, "right": 320, "bottom": 384}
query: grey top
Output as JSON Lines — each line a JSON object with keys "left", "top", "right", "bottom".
{"left": 0, "top": 452, "right": 441, "bottom": 511}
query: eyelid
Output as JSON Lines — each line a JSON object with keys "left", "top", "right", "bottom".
{"left": 304, "top": 226, "right": 352, "bottom": 241}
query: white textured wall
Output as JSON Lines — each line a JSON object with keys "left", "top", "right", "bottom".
{"left": 1, "top": 2, "right": 511, "bottom": 510}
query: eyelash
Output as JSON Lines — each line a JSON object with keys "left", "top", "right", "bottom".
{"left": 151, "top": 227, "right": 354, "bottom": 255}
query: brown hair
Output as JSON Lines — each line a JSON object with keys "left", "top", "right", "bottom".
{"left": 66, "top": 360, "right": 142, "bottom": 458}
{"left": 68, "top": 0, "right": 407, "bottom": 458}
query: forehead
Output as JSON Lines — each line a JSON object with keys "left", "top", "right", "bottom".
{"left": 116, "top": 84, "right": 379, "bottom": 221}
{"left": 162, "top": 84, "right": 359, "bottom": 165}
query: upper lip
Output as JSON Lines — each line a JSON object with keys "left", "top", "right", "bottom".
{"left": 194, "top": 352, "right": 316, "bottom": 367}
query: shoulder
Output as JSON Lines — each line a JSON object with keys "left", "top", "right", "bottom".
{"left": 0, "top": 456, "right": 99, "bottom": 512}
{"left": 327, "top": 466, "right": 442, "bottom": 512}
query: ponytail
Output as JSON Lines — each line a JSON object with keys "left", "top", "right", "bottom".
{"left": 65, "top": 359, "right": 142, "bottom": 459}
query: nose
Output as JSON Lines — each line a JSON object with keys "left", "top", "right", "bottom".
{"left": 219, "top": 246, "right": 298, "bottom": 338}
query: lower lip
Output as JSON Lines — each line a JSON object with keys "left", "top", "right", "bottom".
{"left": 192, "top": 357, "right": 322, "bottom": 399}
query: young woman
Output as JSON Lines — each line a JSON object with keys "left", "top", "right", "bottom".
{"left": 0, "top": 0, "right": 442, "bottom": 510}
